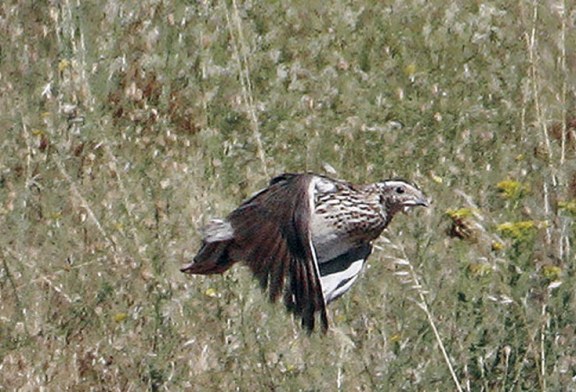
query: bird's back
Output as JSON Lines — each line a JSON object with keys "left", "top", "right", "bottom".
{"left": 309, "top": 176, "right": 388, "bottom": 264}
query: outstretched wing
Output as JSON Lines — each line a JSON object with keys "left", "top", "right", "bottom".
{"left": 228, "top": 173, "right": 328, "bottom": 332}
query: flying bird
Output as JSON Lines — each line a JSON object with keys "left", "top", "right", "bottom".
{"left": 181, "top": 173, "right": 428, "bottom": 332}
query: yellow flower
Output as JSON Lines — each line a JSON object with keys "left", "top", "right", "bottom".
{"left": 390, "top": 333, "right": 402, "bottom": 343}
{"left": 558, "top": 200, "right": 576, "bottom": 215}
{"left": 491, "top": 241, "right": 505, "bottom": 251}
{"left": 404, "top": 63, "right": 417, "bottom": 77}
{"left": 430, "top": 173, "right": 443, "bottom": 184}
{"left": 446, "top": 208, "right": 475, "bottom": 220}
{"left": 541, "top": 265, "right": 562, "bottom": 281}
{"left": 58, "top": 58, "right": 71, "bottom": 72}
{"left": 204, "top": 287, "right": 219, "bottom": 298}
{"left": 467, "top": 262, "right": 492, "bottom": 277}
{"left": 497, "top": 220, "right": 541, "bottom": 241}
{"left": 114, "top": 313, "right": 128, "bottom": 323}
{"left": 496, "top": 179, "right": 527, "bottom": 199}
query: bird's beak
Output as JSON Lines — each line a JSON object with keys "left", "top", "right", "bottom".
{"left": 401, "top": 197, "right": 429, "bottom": 213}
{"left": 416, "top": 197, "right": 429, "bottom": 207}
{"left": 403, "top": 197, "right": 429, "bottom": 208}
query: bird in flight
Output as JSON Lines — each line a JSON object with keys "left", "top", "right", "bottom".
{"left": 181, "top": 173, "right": 428, "bottom": 332}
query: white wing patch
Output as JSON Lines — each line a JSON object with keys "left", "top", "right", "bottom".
{"left": 321, "top": 259, "right": 365, "bottom": 303}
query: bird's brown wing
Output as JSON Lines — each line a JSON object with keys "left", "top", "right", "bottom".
{"left": 228, "top": 173, "right": 328, "bottom": 332}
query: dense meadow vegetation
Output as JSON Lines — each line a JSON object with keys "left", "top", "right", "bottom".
{"left": 1, "top": 1, "right": 575, "bottom": 390}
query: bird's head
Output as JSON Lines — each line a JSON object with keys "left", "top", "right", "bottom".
{"left": 376, "top": 180, "right": 429, "bottom": 215}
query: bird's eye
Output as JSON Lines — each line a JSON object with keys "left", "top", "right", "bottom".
{"left": 396, "top": 186, "right": 405, "bottom": 194}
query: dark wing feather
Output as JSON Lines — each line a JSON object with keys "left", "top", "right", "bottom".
{"left": 227, "top": 173, "right": 328, "bottom": 332}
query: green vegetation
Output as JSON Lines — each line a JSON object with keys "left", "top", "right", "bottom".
{"left": 1, "top": 1, "right": 574, "bottom": 390}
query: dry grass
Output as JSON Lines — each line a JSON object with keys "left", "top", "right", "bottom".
{"left": 1, "top": 0, "right": 575, "bottom": 390}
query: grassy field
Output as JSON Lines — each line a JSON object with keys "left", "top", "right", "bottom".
{"left": 1, "top": 0, "right": 575, "bottom": 390}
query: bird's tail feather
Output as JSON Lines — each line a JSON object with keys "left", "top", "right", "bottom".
{"left": 181, "top": 219, "right": 238, "bottom": 275}
{"left": 180, "top": 240, "right": 236, "bottom": 274}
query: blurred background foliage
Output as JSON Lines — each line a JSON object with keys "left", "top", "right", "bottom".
{"left": 1, "top": 0, "right": 575, "bottom": 390}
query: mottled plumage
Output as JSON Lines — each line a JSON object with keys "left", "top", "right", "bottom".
{"left": 181, "top": 173, "right": 428, "bottom": 332}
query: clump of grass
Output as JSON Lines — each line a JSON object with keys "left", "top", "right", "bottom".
{"left": 446, "top": 207, "right": 481, "bottom": 241}
{"left": 379, "top": 238, "right": 464, "bottom": 392}
{"left": 0, "top": 0, "right": 574, "bottom": 390}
